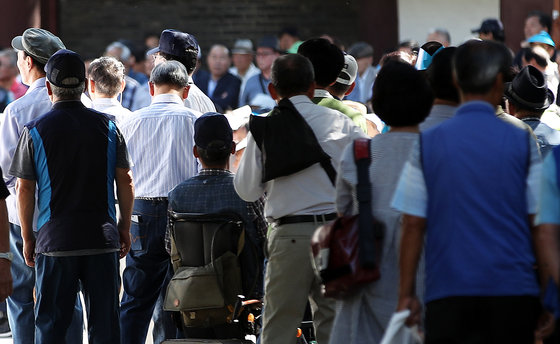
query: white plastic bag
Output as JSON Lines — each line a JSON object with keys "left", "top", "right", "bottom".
{"left": 380, "top": 310, "right": 423, "bottom": 344}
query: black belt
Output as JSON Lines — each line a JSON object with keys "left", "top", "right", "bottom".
{"left": 275, "top": 213, "right": 337, "bottom": 226}
{"left": 135, "top": 197, "right": 167, "bottom": 201}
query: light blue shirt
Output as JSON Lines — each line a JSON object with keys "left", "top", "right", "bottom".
{"left": 119, "top": 93, "right": 198, "bottom": 197}
{"left": 535, "top": 152, "right": 560, "bottom": 225}
{"left": 0, "top": 77, "right": 51, "bottom": 226}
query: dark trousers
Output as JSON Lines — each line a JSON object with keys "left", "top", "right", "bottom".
{"left": 425, "top": 296, "right": 540, "bottom": 344}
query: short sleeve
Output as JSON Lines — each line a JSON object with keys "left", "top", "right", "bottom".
{"left": 391, "top": 138, "right": 428, "bottom": 217}
{"left": 115, "top": 127, "right": 132, "bottom": 169}
{"left": 8, "top": 127, "right": 36, "bottom": 180}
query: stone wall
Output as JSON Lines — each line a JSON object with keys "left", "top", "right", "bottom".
{"left": 59, "top": 0, "right": 361, "bottom": 60}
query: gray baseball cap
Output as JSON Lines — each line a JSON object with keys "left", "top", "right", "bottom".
{"left": 11, "top": 28, "right": 66, "bottom": 64}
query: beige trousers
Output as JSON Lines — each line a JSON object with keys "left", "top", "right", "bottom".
{"left": 260, "top": 221, "right": 336, "bottom": 344}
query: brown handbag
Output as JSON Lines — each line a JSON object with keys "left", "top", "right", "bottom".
{"left": 311, "top": 138, "right": 384, "bottom": 299}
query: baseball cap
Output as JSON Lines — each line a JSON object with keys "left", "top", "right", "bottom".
{"left": 258, "top": 36, "right": 280, "bottom": 52}
{"left": 44, "top": 49, "right": 85, "bottom": 88}
{"left": 232, "top": 39, "right": 254, "bottom": 54}
{"left": 336, "top": 54, "right": 358, "bottom": 85}
{"left": 194, "top": 112, "right": 233, "bottom": 149}
{"left": 528, "top": 31, "right": 556, "bottom": 47}
{"left": 471, "top": 18, "right": 504, "bottom": 34}
{"left": 348, "top": 42, "right": 374, "bottom": 59}
{"left": 147, "top": 29, "right": 199, "bottom": 57}
{"left": 11, "top": 28, "right": 65, "bottom": 64}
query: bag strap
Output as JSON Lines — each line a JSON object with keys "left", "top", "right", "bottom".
{"left": 353, "top": 138, "right": 376, "bottom": 268}
{"left": 320, "top": 159, "right": 337, "bottom": 186}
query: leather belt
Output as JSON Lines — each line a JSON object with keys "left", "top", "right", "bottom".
{"left": 275, "top": 213, "right": 337, "bottom": 226}
{"left": 135, "top": 197, "right": 167, "bottom": 201}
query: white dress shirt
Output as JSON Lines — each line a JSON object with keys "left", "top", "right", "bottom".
{"left": 184, "top": 80, "right": 216, "bottom": 114}
{"left": 234, "top": 95, "right": 367, "bottom": 220}
{"left": 92, "top": 97, "right": 132, "bottom": 125}
{"left": 119, "top": 93, "right": 198, "bottom": 198}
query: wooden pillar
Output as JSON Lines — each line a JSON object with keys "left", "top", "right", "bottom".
{"left": 0, "top": 0, "right": 58, "bottom": 49}
{"left": 358, "top": 0, "right": 399, "bottom": 64}
{"left": 501, "top": 0, "right": 553, "bottom": 52}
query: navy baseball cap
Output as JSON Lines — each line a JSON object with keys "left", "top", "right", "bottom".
{"left": 44, "top": 49, "right": 85, "bottom": 88}
{"left": 194, "top": 112, "right": 233, "bottom": 149}
{"left": 472, "top": 18, "right": 504, "bottom": 35}
{"left": 147, "top": 29, "right": 199, "bottom": 57}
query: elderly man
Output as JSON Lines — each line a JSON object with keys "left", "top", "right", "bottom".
{"left": 234, "top": 54, "right": 366, "bottom": 344}
{"left": 10, "top": 49, "right": 133, "bottom": 344}
{"left": 346, "top": 41, "right": 377, "bottom": 104}
{"left": 88, "top": 56, "right": 132, "bottom": 125}
{"left": 119, "top": 60, "right": 198, "bottom": 344}
{"left": 239, "top": 36, "right": 281, "bottom": 113}
{"left": 229, "top": 39, "right": 260, "bottom": 96}
{"left": 0, "top": 28, "right": 84, "bottom": 344}
{"left": 149, "top": 29, "right": 216, "bottom": 114}
{"left": 194, "top": 44, "right": 241, "bottom": 112}
{"left": 393, "top": 40, "right": 555, "bottom": 343}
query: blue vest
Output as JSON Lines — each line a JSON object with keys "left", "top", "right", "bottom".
{"left": 421, "top": 101, "right": 540, "bottom": 302}
{"left": 27, "top": 101, "right": 119, "bottom": 253}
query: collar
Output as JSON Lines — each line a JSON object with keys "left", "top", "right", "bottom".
{"left": 52, "top": 100, "right": 86, "bottom": 110}
{"left": 26, "top": 77, "right": 46, "bottom": 94}
{"left": 520, "top": 117, "right": 542, "bottom": 123}
{"left": 288, "top": 94, "right": 313, "bottom": 105}
{"left": 151, "top": 93, "right": 184, "bottom": 105}
{"left": 92, "top": 97, "right": 122, "bottom": 107}
{"left": 199, "top": 168, "right": 232, "bottom": 176}
{"left": 313, "top": 89, "right": 333, "bottom": 99}
{"left": 455, "top": 101, "right": 495, "bottom": 117}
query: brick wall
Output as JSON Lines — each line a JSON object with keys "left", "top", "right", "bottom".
{"left": 58, "top": 0, "right": 361, "bottom": 60}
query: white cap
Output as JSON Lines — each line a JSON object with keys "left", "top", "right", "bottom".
{"left": 336, "top": 54, "right": 358, "bottom": 85}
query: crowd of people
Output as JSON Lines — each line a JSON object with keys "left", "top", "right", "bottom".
{"left": 0, "top": 8, "right": 557, "bottom": 344}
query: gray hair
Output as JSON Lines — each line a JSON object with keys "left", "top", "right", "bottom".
{"left": 105, "top": 42, "right": 131, "bottom": 62}
{"left": 50, "top": 83, "right": 85, "bottom": 100}
{"left": 88, "top": 56, "right": 125, "bottom": 96}
{"left": 428, "top": 28, "right": 451, "bottom": 44}
{"left": 150, "top": 60, "right": 189, "bottom": 88}
{"left": 0, "top": 49, "right": 17, "bottom": 67}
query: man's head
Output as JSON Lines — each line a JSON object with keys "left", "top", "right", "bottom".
{"left": 0, "top": 49, "right": 19, "bottom": 86}
{"left": 44, "top": 49, "right": 86, "bottom": 102}
{"left": 427, "top": 28, "right": 451, "bottom": 47}
{"left": 453, "top": 40, "right": 512, "bottom": 104}
{"left": 426, "top": 47, "right": 459, "bottom": 104}
{"left": 472, "top": 18, "right": 505, "bottom": 42}
{"left": 505, "top": 65, "right": 553, "bottom": 117}
{"left": 297, "top": 38, "right": 344, "bottom": 88}
{"left": 372, "top": 61, "right": 433, "bottom": 127}
{"left": 207, "top": 44, "right": 231, "bottom": 80}
{"left": 11, "top": 28, "right": 65, "bottom": 85}
{"left": 149, "top": 60, "right": 189, "bottom": 99}
{"left": 150, "top": 29, "right": 199, "bottom": 75}
{"left": 87, "top": 56, "right": 125, "bottom": 99}
{"left": 278, "top": 27, "right": 300, "bottom": 51}
{"left": 525, "top": 10, "right": 552, "bottom": 39}
{"left": 348, "top": 42, "right": 374, "bottom": 77}
{"left": 523, "top": 46, "right": 550, "bottom": 73}
{"left": 269, "top": 54, "right": 315, "bottom": 100}
{"left": 256, "top": 36, "right": 281, "bottom": 75}
{"left": 231, "top": 39, "right": 254, "bottom": 74}
{"left": 527, "top": 31, "right": 555, "bottom": 57}
{"left": 329, "top": 54, "right": 358, "bottom": 98}
{"left": 193, "top": 112, "right": 234, "bottom": 168}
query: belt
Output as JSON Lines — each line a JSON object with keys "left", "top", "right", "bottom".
{"left": 135, "top": 197, "right": 167, "bottom": 201}
{"left": 275, "top": 213, "right": 337, "bottom": 226}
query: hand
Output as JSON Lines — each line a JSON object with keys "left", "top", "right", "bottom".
{"left": 119, "top": 228, "right": 131, "bottom": 259}
{"left": 23, "top": 238, "right": 35, "bottom": 267}
{"left": 0, "top": 260, "right": 12, "bottom": 302}
{"left": 535, "top": 310, "right": 555, "bottom": 340}
{"left": 397, "top": 295, "right": 422, "bottom": 327}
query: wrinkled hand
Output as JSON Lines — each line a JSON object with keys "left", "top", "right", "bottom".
{"left": 535, "top": 310, "right": 555, "bottom": 340}
{"left": 0, "top": 260, "right": 12, "bottom": 302}
{"left": 119, "top": 230, "right": 131, "bottom": 259}
{"left": 23, "top": 238, "right": 35, "bottom": 267}
{"left": 397, "top": 295, "right": 422, "bottom": 327}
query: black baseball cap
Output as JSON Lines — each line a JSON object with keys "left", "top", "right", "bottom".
{"left": 44, "top": 49, "right": 85, "bottom": 88}
{"left": 147, "top": 29, "right": 199, "bottom": 57}
{"left": 194, "top": 112, "right": 233, "bottom": 149}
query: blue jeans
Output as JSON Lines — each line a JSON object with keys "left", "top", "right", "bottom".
{"left": 35, "top": 252, "right": 120, "bottom": 344}
{"left": 7, "top": 223, "right": 83, "bottom": 344}
{"left": 120, "top": 199, "right": 177, "bottom": 344}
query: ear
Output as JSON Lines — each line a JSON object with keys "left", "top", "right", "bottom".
{"left": 345, "top": 82, "right": 356, "bottom": 96}
{"left": 149, "top": 81, "right": 155, "bottom": 96}
{"left": 193, "top": 146, "right": 199, "bottom": 158}
{"left": 182, "top": 85, "right": 190, "bottom": 100}
{"left": 88, "top": 79, "right": 95, "bottom": 94}
{"left": 268, "top": 82, "right": 279, "bottom": 100}
{"left": 120, "top": 78, "right": 126, "bottom": 93}
{"left": 25, "top": 54, "right": 33, "bottom": 70}
{"left": 230, "top": 141, "right": 236, "bottom": 154}
{"left": 45, "top": 80, "right": 53, "bottom": 96}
